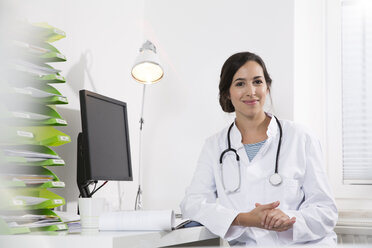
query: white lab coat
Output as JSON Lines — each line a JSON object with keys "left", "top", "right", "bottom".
{"left": 180, "top": 114, "right": 338, "bottom": 246}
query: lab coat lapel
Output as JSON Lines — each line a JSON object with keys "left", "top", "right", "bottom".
{"left": 229, "top": 124, "right": 251, "bottom": 166}
{"left": 258, "top": 115, "right": 279, "bottom": 157}
{"left": 230, "top": 123, "right": 243, "bottom": 150}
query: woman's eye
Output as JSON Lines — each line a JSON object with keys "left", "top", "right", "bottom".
{"left": 253, "top": 80, "right": 263, "bottom": 85}
{"left": 235, "top": 81, "right": 244, "bottom": 87}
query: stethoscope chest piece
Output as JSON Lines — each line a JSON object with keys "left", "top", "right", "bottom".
{"left": 269, "top": 173, "right": 282, "bottom": 186}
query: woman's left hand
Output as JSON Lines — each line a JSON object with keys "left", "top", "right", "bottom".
{"left": 255, "top": 202, "right": 296, "bottom": 232}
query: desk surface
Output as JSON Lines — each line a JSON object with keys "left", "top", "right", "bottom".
{"left": 0, "top": 226, "right": 219, "bottom": 248}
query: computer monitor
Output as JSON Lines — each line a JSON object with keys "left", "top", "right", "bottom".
{"left": 77, "top": 90, "right": 133, "bottom": 197}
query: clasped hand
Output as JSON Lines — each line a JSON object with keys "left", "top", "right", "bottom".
{"left": 255, "top": 201, "right": 296, "bottom": 231}
{"left": 237, "top": 201, "right": 296, "bottom": 232}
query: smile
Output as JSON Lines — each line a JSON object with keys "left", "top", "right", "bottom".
{"left": 243, "top": 100, "right": 259, "bottom": 105}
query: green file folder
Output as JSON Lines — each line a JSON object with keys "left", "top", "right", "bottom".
{"left": 37, "top": 74, "right": 66, "bottom": 84}
{"left": 20, "top": 72, "right": 66, "bottom": 84}
{"left": 0, "top": 218, "right": 30, "bottom": 234}
{"left": 0, "top": 144, "right": 65, "bottom": 167}
{"left": 13, "top": 85, "right": 68, "bottom": 105}
{"left": 1, "top": 83, "right": 68, "bottom": 105}
{"left": 17, "top": 126, "right": 71, "bottom": 146}
{"left": 0, "top": 209, "right": 67, "bottom": 233}
{"left": 0, "top": 165, "right": 65, "bottom": 189}
{"left": 14, "top": 40, "right": 67, "bottom": 63}
{"left": 5, "top": 70, "right": 66, "bottom": 86}
{"left": 0, "top": 125, "right": 70, "bottom": 147}
{"left": 2, "top": 188, "right": 65, "bottom": 210}
{"left": 28, "top": 209, "right": 68, "bottom": 232}
{"left": 3, "top": 103, "right": 68, "bottom": 126}
{"left": 31, "top": 23, "right": 66, "bottom": 43}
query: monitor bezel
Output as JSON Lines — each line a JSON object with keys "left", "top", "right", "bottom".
{"left": 79, "top": 89, "right": 133, "bottom": 182}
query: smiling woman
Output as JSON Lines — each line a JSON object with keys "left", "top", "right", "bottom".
{"left": 180, "top": 51, "right": 338, "bottom": 246}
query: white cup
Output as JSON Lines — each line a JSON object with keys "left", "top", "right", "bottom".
{"left": 78, "top": 197, "right": 105, "bottom": 230}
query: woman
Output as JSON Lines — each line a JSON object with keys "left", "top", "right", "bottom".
{"left": 180, "top": 52, "right": 338, "bottom": 246}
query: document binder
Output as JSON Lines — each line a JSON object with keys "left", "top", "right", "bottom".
{"left": 12, "top": 59, "right": 61, "bottom": 77}
{"left": 4, "top": 188, "right": 65, "bottom": 210}
{"left": 17, "top": 126, "right": 70, "bottom": 146}
{"left": 27, "top": 209, "right": 67, "bottom": 231}
{"left": 0, "top": 209, "right": 67, "bottom": 232}
{"left": 14, "top": 21, "right": 65, "bottom": 43}
{"left": 1, "top": 144, "right": 61, "bottom": 159}
{"left": 37, "top": 74, "right": 66, "bottom": 84}
{"left": 12, "top": 85, "right": 68, "bottom": 105}
{"left": 3, "top": 103, "right": 68, "bottom": 126}
{"left": 0, "top": 126, "right": 70, "bottom": 147}
{"left": 0, "top": 165, "right": 65, "bottom": 189}
{"left": 13, "top": 40, "right": 67, "bottom": 63}
{"left": 6, "top": 70, "right": 66, "bottom": 85}
{"left": 0, "top": 125, "right": 35, "bottom": 144}
{"left": 37, "top": 42, "right": 66, "bottom": 62}
{"left": 0, "top": 144, "right": 65, "bottom": 167}
{"left": 1, "top": 157, "right": 65, "bottom": 167}
{"left": 1, "top": 83, "right": 68, "bottom": 105}
{"left": 0, "top": 217, "right": 30, "bottom": 234}
{"left": 0, "top": 192, "right": 25, "bottom": 211}
{"left": 31, "top": 22, "right": 66, "bottom": 43}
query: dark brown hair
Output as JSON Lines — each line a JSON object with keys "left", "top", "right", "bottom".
{"left": 219, "top": 52, "right": 272, "bottom": 112}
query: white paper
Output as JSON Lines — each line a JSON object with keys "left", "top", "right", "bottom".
{"left": 13, "top": 40, "right": 50, "bottom": 55}
{"left": 12, "top": 59, "right": 61, "bottom": 76}
{"left": 99, "top": 210, "right": 175, "bottom": 231}
{"left": 14, "top": 196, "right": 48, "bottom": 205}
{"left": 8, "top": 220, "right": 63, "bottom": 228}
{"left": 0, "top": 214, "right": 59, "bottom": 222}
{"left": 15, "top": 86, "right": 59, "bottom": 98}
{"left": 54, "top": 210, "right": 80, "bottom": 223}
{"left": 3, "top": 149, "right": 60, "bottom": 159}
{"left": 12, "top": 111, "right": 51, "bottom": 121}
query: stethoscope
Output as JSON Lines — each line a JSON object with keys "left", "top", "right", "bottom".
{"left": 219, "top": 116, "right": 283, "bottom": 194}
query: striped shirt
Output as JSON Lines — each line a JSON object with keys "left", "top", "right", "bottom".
{"left": 243, "top": 139, "right": 267, "bottom": 162}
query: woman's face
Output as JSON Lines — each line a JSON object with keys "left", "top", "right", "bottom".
{"left": 229, "top": 61, "right": 268, "bottom": 119}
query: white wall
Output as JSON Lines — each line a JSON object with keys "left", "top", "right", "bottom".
{"left": 9, "top": 0, "right": 327, "bottom": 213}
{"left": 293, "top": 0, "right": 327, "bottom": 148}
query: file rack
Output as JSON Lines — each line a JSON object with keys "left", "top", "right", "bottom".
{"left": 0, "top": 22, "right": 69, "bottom": 234}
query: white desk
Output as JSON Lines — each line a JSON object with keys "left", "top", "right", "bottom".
{"left": 0, "top": 226, "right": 220, "bottom": 248}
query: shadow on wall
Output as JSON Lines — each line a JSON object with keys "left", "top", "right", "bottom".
{"left": 66, "top": 50, "right": 98, "bottom": 99}
{"left": 50, "top": 107, "right": 81, "bottom": 213}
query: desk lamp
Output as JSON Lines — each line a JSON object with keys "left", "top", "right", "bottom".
{"left": 131, "top": 40, "right": 163, "bottom": 210}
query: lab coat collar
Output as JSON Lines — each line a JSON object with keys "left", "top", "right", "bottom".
{"left": 230, "top": 112, "right": 279, "bottom": 149}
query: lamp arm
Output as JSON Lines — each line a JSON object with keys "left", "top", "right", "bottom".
{"left": 135, "top": 84, "right": 146, "bottom": 210}
{"left": 139, "top": 84, "right": 146, "bottom": 130}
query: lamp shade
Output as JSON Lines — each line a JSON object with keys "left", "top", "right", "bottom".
{"left": 131, "top": 40, "right": 164, "bottom": 84}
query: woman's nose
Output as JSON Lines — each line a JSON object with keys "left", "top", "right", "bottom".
{"left": 246, "top": 84, "right": 255, "bottom": 96}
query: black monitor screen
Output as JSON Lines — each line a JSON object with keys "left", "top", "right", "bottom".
{"left": 79, "top": 90, "right": 132, "bottom": 181}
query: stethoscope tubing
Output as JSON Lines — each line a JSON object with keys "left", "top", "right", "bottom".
{"left": 219, "top": 116, "right": 283, "bottom": 192}
{"left": 274, "top": 116, "right": 283, "bottom": 174}
{"left": 219, "top": 123, "right": 239, "bottom": 164}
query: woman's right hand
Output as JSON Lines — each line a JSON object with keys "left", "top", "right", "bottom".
{"left": 234, "top": 201, "right": 280, "bottom": 228}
